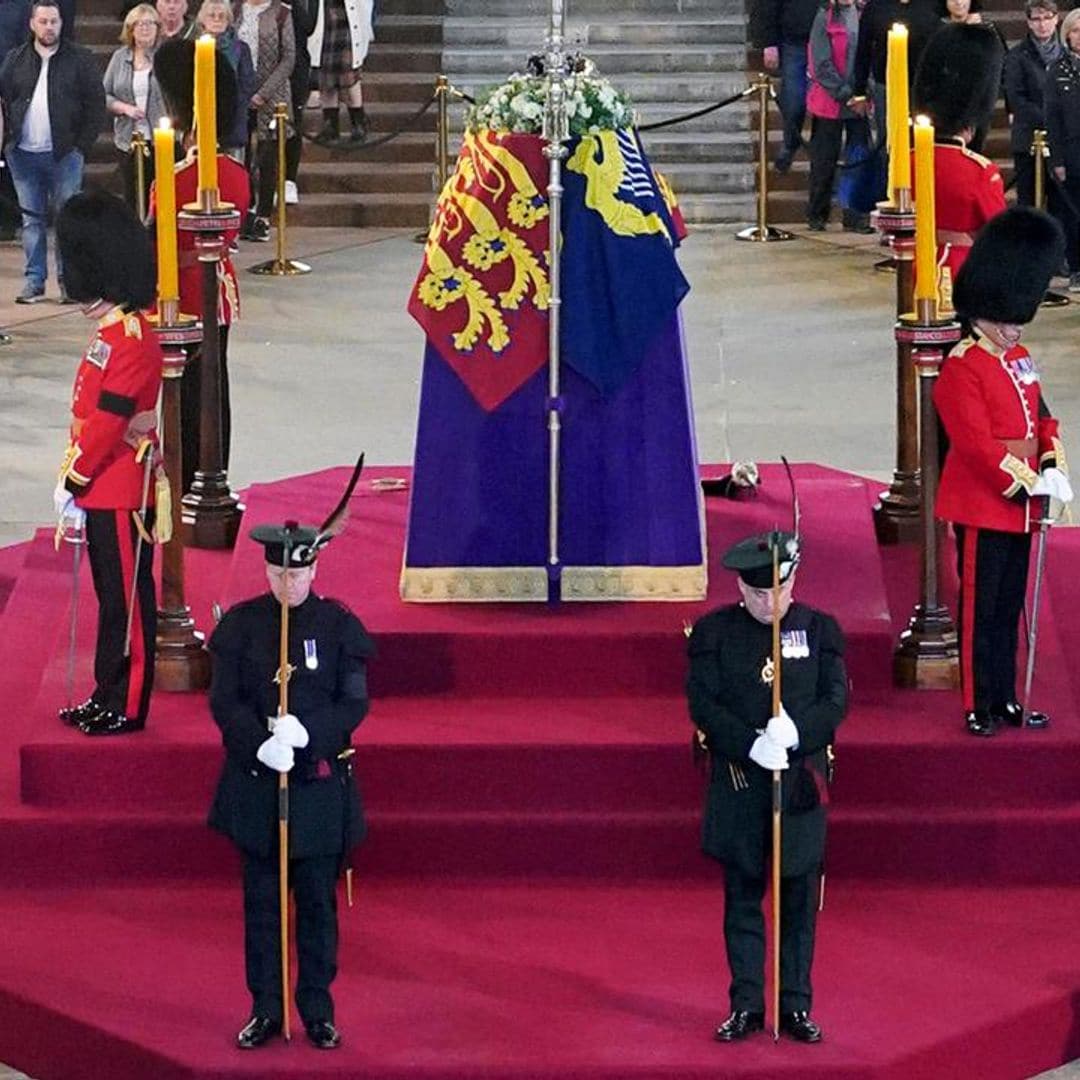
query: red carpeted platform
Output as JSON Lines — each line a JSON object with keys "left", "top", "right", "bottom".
{"left": 2, "top": 463, "right": 1080, "bottom": 1079}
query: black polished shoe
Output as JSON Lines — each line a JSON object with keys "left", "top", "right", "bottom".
{"left": 58, "top": 698, "right": 102, "bottom": 727}
{"left": 714, "top": 1010, "right": 764, "bottom": 1042}
{"left": 305, "top": 1019, "right": 341, "bottom": 1049}
{"left": 965, "top": 709, "right": 995, "bottom": 737}
{"left": 79, "top": 709, "right": 145, "bottom": 736}
{"left": 236, "top": 1015, "right": 281, "bottom": 1049}
{"left": 992, "top": 700, "right": 1050, "bottom": 730}
{"left": 781, "top": 1010, "right": 823, "bottom": 1043}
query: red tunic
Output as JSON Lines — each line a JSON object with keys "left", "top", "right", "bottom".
{"left": 149, "top": 150, "right": 250, "bottom": 326}
{"left": 911, "top": 140, "right": 1006, "bottom": 310}
{"left": 62, "top": 307, "right": 165, "bottom": 510}
{"left": 934, "top": 335, "right": 1063, "bottom": 534}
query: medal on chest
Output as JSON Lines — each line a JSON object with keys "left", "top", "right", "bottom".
{"left": 781, "top": 629, "right": 809, "bottom": 659}
{"left": 1006, "top": 354, "right": 1038, "bottom": 386}
{"left": 304, "top": 638, "right": 318, "bottom": 670}
{"left": 86, "top": 337, "right": 111, "bottom": 369}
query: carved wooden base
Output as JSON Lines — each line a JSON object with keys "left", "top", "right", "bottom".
{"left": 893, "top": 603, "right": 960, "bottom": 689}
{"left": 181, "top": 471, "right": 243, "bottom": 549}
{"left": 155, "top": 610, "right": 210, "bottom": 691}
{"left": 873, "top": 473, "right": 922, "bottom": 545}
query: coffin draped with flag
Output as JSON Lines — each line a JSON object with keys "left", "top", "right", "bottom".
{"left": 402, "top": 127, "right": 705, "bottom": 601}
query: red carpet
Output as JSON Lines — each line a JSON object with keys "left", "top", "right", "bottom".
{"left": 2, "top": 464, "right": 1080, "bottom": 1078}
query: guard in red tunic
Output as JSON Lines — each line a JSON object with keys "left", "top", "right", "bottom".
{"left": 912, "top": 24, "right": 1006, "bottom": 311}
{"left": 54, "top": 192, "right": 164, "bottom": 735}
{"left": 935, "top": 207, "right": 1072, "bottom": 737}
{"left": 151, "top": 39, "right": 250, "bottom": 492}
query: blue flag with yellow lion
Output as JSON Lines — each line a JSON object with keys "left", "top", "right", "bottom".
{"left": 560, "top": 127, "right": 691, "bottom": 397}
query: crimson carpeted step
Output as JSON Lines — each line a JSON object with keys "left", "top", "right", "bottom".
{"left": 214, "top": 465, "right": 896, "bottom": 697}
{"left": 21, "top": 691, "right": 1080, "bottom": 815}
{"left": 9, "top": 801, "right": 1080, "bottom": 886}
{"left": 0, "top": 537, "right": 31, "bottom": 616}
{"left": 0, "top": 880, "right": 1079, "bottom": 1080}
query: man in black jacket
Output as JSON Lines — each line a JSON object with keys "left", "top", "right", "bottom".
{"left": 209, "top": 521, "right": 375, "bottom": 1051}
{"left": 1004, "top": 0, "right": 1061, "bottom": 207}
{"left": 686, "top": 532, "right": 846, "bottom": 1044}
{"left": 750, "top": 0, "right": 819, "bottom": 172}
{"left": 0, "top": 0, "right": 103, "bottom": 303}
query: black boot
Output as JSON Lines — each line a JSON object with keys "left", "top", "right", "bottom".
{"left": 992, "top": 700, "right": 1050, "bottom": 729}
{"left": 348, "top": 106, "right": 368, "bottom": 144}
{"left": 316, "top": 108, "right": 339, "bottom": 145}
{"left": 965, "top": 709, "right": 996, "bottom": 737}
{"left": 58, "top": 697, "right": 102, "bottom": 727}
{"left": 714, "top": 1010, "right": 764, "bottom": 1042}
{"left": 781, "top": 1011, "right": 823, "bottom": 1043}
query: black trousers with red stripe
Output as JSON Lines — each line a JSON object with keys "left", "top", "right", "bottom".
{"left": 954, "top": 525, "right": 1032, "bottom": 713}
{"left": 85, "top": 508, "right": 157, "bottom": 722}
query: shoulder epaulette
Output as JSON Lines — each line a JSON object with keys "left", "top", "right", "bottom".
{"left": 960, "top": 146, "right": 996, "bottom": 170}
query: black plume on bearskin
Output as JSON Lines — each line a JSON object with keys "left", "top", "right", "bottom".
{"left": 57, "top": 191, "right": 155, "bottom": 310}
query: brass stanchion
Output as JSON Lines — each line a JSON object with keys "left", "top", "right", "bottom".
{"left": 131, "top": 131, "right": 149, "bottom": 223}
{"left": 871, "top": 191, "right": 921, "bottom": 544}
{"left": 893, "top": 301, "right": 961, "bottom": 688}
{"left": 178, "top": 200, "right": 245, "bottom": 549}
{"left": 151, "top": 303, "right": 210, "bottom": 690}
{"left": 1034, "top": 129, "right": 1069, "bottom": 308}
{"left": 250, "top": 103, "right": 311, "bottom": 276}
{"left": 415, "top": 75, "right": 453, "bottom": 243}
{"left": 736, "top": 74, "right": 795, "bottom": 243}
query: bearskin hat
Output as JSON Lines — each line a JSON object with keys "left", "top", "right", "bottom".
{"left": 56, "top": 191, "right": 155, "bottom": 309}
{"left": 953, "top": 207, "right": 1064, "bottom": 325}
{"left": 912, "top": 24, "right": 1003, "bottom": 138}
{"left": 154, "top": 37, "right": 238, "bottom": 137}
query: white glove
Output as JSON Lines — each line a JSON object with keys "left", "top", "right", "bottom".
{"left": 270, "top": 712, "right": 309, "bottom": 749}
{"left": 256, "top": 734, "right": 294, "bottom": 773}
{"left": 53, "top": 483, "right": 85, "bottom": 526}
{"left": 748, "top": 733, "right": 789, "bottom": 771}
{"left": 1043, "top": 467, "right": 1074, "bottom": 504}
{"left": 1030, "top": 474, "right": 1056, "bottom": 498}
{"left": 766, "top": 706, "right": 799, "bottom": 750}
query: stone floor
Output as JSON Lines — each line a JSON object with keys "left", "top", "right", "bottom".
{"left": 1, "top": 221, "right": 1079, "bottom": 1079}
{"left": 3, "top": 221, "right": 1080, "bottom": 549}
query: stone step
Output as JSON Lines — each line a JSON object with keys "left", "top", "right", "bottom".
{"left": 659, "top": 161, "right": 755, "bottom": 192}
{"left": 444, "top": 16, "right": 744, "bottom": 47}
{"left": 445, "top": 44, "right": 746, "bottom": 76}
{"left": 289, "top": 160, "right": 435, "bottom": 194}
{"left": 376, "top": 14, "right": 444, "bottom": 44}
{"left": 676, "top": 192, "right": 757, "bottom": 223}
{"left": 446, "top": 0, "right": 743, "bottom": 15}
{"left": 286, "top": 191, "right": 431, "bottom": 228}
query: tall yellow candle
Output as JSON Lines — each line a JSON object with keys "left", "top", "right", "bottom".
{"left": 886, "top": 23, "right": 911, "bottom": 200}
{"left": 194, "top": 34, "right": 218, "bottom": 198}
{"left": 913, "top": 115, "right": 938, "bottom": 308}
{"left": 154, "top": 118, "right": 179, "bottom": 305}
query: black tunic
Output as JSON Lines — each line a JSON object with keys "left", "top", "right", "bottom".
{"left": 686, "top": 601, "right": 847, "bottom": 878}
{"left": 208, "top": 592, "right": 375, "bottom": 862}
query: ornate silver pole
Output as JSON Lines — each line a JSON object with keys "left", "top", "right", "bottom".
{"left": 542, "top": 0, "right": 569, "bottom": 602}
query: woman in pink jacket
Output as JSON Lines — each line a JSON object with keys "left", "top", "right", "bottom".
{"left": 806, "top": 0, "right": 872, "bottom": 231}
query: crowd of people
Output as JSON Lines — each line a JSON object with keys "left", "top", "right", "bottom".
{"left": 752, "top": 0, "right": 1080, "bottom": 285}
{"left": 0, "top": 0, "right": 374, "bottom": 301}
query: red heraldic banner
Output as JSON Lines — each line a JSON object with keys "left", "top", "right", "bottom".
{"left": 407, "top": 131, "right": 550, "bottom": 413}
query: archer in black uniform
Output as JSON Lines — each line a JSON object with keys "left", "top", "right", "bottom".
{"left": 686, "top": 531, "right": 846, "bottom": 1043}
{"left": 208, "top": 521, "right": 375, "bottom": 1050}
